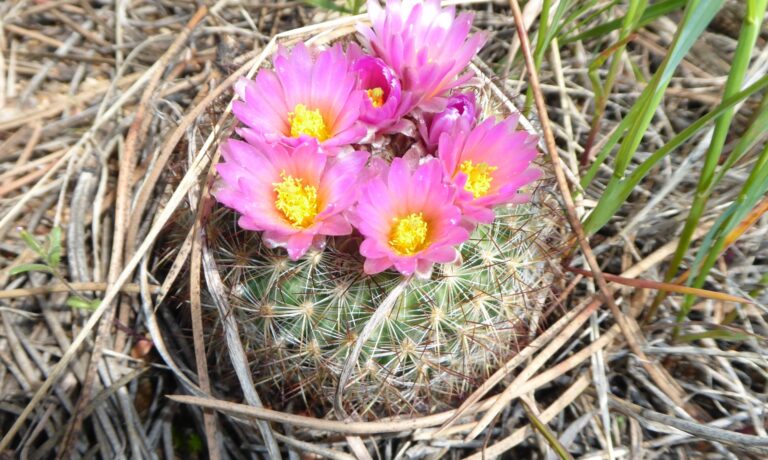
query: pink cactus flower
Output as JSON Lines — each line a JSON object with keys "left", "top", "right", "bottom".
{"left": 352, "top": 157, "right": 470, "bottom": 278}
{"left": 418, "top": 91, "right": 478, "bottom": 152}
{"left": 233, "top": 42, "right": 366, "bottom": 153}
{"left": 358, "top": 0, "right": 487, "bottom": 113}
{"left": 438, "top": 115, "right": 541, "bottom": 224}
{"left": 214, "top": 137, "right": 368, "bottom": 260}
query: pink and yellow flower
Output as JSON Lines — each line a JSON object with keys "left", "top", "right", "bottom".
{"left": 350, "top": 47, "right": 409, "bottom": 132}
{"left": 352, "top": 157, "right": 470, "bottom": 277}
{"left": 419, "top": 91, "right": 478, "bottom": 152}
{"left": 215, "top": 138, "right": 368, "bottom": 260}
{"left": 358, "top": 0, "right": 487, "bottom": 113}
{"left": 233, "top": 42, "right": 366, "bottom": 152}
{"left": 438, "top": 115, "right": 541, "bottom": 223}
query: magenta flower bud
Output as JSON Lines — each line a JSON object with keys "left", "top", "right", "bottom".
{"left": 420, "top": 92, "right": 478, "bottom": 152}
{"left": 351, "top": 54, "right": 404, "bottom": 131}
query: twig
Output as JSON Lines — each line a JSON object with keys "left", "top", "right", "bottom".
{"left": 604, "top": 393, "right": 768, "bottom": 455}
{"left": 463, "top": 374, "right": 591, "bottom": 459}
{"left": 566, "top": 267, "right": 753, "bottom": 304}
{"left": 189, "top": 172, "right": 221, "bottom": 459}
{"left": 169, "top": 393, "right": 496, "bottom": 435}
{"left": 0, "top": 282, "right": 160, "bottom": 299}
{"left": 273, "top": 433, "right": 356, "bottom": 460}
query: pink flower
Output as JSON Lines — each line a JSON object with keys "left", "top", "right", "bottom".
{"left": 438, "top": 115, "right": 541, "bottom": 224}
{"left": 418, "top": 91, "right": 478, "bottom": 152}
{"left": 352, "top": 157, "right": 470, "bottom": 277}
{"left": 233, "top": 43, "right": 366, "bottom": 153}
{"left": 358, "top": 0, "right": 487, "bottom": 113}
{"left": 215, "top": 137, "right": 368, "bottom": 260}
{"left": 350, "top": 47, "right": 409, "bottom": 132}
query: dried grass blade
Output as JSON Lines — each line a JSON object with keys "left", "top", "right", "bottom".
{"left": 566, "top": 267, "right": 753, "bottom": 304}
{"left": 521, "top": 397, "right": 575, "bottom": 460}
{"left": 463, "top": 374, "right": 590, "bottom": 460}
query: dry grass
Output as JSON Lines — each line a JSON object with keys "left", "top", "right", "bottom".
{"left": 0, "top": 1, "right": 766, "bottom": 459}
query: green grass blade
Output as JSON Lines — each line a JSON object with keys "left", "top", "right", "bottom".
{"left": 665, "top": 0, "right": 767, "bottom": 282}
{"left": 559, "top": 1, "right": 617, "bottom": 42}
{"left": 693, "top": 149, "right": 768, "bottom": 285}
{"left": 524, "top": 0, "right": 554, "bottom": 115}
{"left": 711, "top": 92, "right": 768, "bottom": 188}
{"left": 525, "top": 0, "right": 573, "bottom": 114}
{"left": 582, "top": 75, "right": 768, "bottom": 234}
{"left": 538, "top": 0, "right": 575, "bottom": 59}
{"left": 677, "top": 328, "right": 754, "bottom": 344}
{"left": 562, "top": 0, "right": 686, "bottom": 44}
{"left": 582, "top": 0, "right": 724, "bottom": 188}
{"left": 583, "top": 0, "right": 647, "bottom": 159}
{"left": 304, "top": 0, "right": 350, "bottom": 14}
{"left": 521, "top": 400, "right": 575, "bottom": 460}
{"left": 679, "top": 141, "right": 768, "bottom": 321}
{"left": 611, "top": 0, "right": 724, "bottom": 178}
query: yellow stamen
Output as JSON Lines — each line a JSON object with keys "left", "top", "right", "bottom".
{"left": 273, "top": 171, "right": 319, "bottom": 228}
{"left": 366, "top": 87, "right": 385, "bottom": 108}
{"left": 459, "top": 160, "right": 498, "bottom": 199}
{"left": 288, "top": 104, "right": 330, "bottom": 141}
{"left": 389, "top": 213, "right": 429, "bottom": 255}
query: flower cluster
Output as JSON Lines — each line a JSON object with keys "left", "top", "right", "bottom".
{"left": 215, "top": 0, "right": 540, "bottom": 278}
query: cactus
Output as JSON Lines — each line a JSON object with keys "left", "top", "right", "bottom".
{"left": 196, "top": 0, "right": 562, "bottom": 415}
{"left": 206, "top": 188, "right": 558, "bottom": 416}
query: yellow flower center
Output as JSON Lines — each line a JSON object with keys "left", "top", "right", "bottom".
{"left": 273, "top": 171, "right": 319, "bottom": 228}
{"left": 288, "top": 104, "right": 330, "bottom": 141}
{"left": 459, "top": 160, "right": 498, "bottom": 199}
{"left": 389, "top": 212, "right": 429, "bottom": 255}
{"left": 366, "top": 87, "right": 385, "bottom": 108}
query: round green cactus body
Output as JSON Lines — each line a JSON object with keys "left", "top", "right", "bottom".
{"left": 208, "top": 200, "right": 557, "bottom": 416}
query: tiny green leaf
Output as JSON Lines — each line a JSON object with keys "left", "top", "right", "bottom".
{"left": 19, "top": 229, "right": 45, "bottom": 256}
{"left": 48, "top": 226, "right": 63, "bottom": 267}
{"left": 187, "top": 433, "right": 203, "bottom": 453}
{"left": 304, "top": 0, "right": 350, "bottom": 13}
{"left": 66, "top": 297, "right": 100, "bottom": 310}
{"left": 677, "top": 329, "right": 754, "bottom": 344}
{"left": 9, "top": 263, "right": 53, "bottom": 276}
